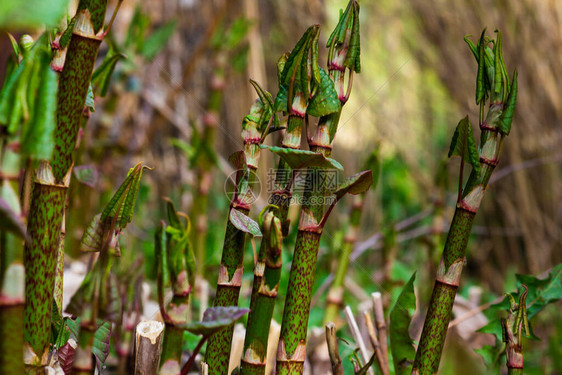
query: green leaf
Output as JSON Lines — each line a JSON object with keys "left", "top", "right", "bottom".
{"left": 140, "top": 20, "right": 177, "bottom": 60}
{"left": 447, "top": 116, "right": 481, "bottom": 177}
{"left": 155, "top": 221, "right": 170, "bottom": 288}
{"left": 0, "top": 58, "right": 25, "bottom": 130}
{"left": 330, "top": 170, "right": 372, "bottom": 199}
{"left": 273, "top": 83, "right": 288, "bottom": 113}
{"left": 101, "top": 162, "right": 152, "bottom": 230}
{"left": 80, "top": 213, "right": 120, "bottom": 254}
{"left": 0, "top": 0, "right": 70, "bottom": 30}
{"left": 278, "top": 25, "right": 320, "bottom": 107}
{"left": 73, "top": 165, "right": 99, "bottom": 188}
{"left": 91, "top": 52, "right": 126, "bottom": 97}
{"left": 389, "top": 272, "right": 416, "bottom": 375}
{"left": 20, "top": 59, "right": 57, "bottom": 160}
{"left": 475, "top": 30, "right": 487, "bottom": 105}
{"left": 307, "top": 68, "right": 341, "bottom": 117}
{"left": 261, "top": 145, "right": 343, "bottom": 170}
{"left": 92, "top": 320, "right": 112, "bottom": 373}
{"left": 478, "top": 264, "right": 562, "bottom": 342}
{"left": 177, "top": 307, "right": 249, "bottom": 337}
{"left": 498, "top": 69, "right": 517, "bottom": 135}
{"left": 229, "top": 209, "right": 262, "bottom": 237}
{"left": 0, "top": 196, "right": 26, "bottom": 239}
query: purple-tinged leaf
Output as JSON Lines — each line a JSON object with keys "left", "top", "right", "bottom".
{"left": 58, "top": 338, "right": 77, "bottom": 375}
{"left": 176, "top": 307, "right": 250, "bottom": 337}
{"left": 73, "top": 165, "right": 99, "bottom": 188}
{"left": 229, "top": 209, "right": 262, "bottom": 237}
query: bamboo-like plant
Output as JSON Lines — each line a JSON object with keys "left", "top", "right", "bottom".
{"left": 155, "top": 198, "right": 195, "bottom": 374}
{"left": 205, "top": 85, "right": 278, "bottom": 373}
{"left": 275, "top": 1, "right": 362, "bottom": 373}
{"left": 20, "top": 0, "right": 110, "bottom": 371}
{"left": 412, "top": 29, "right": 517, "bottom": 374}
{"left": 239, "top": 208, "right": 283, "bottom": 374}
{"left": 324, "top": 149, "right": 380, "bottom": 324}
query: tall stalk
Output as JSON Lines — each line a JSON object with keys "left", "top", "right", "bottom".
{"left": 23, "top": 1, "right": 108, "bottom": 371}
{"left": 239, "top": 210, "right": 283, "bottom": 374}
{"left": 157, "top": 199, "right": 195, "bottom": 375}
{"left": 412, "top": 30, "right": 517, "bottom": 374}
{"left": 205, "top": 93, "right": 274, "bottom": 374}
{"left": 276, "top": 2, "right": 361, "bottom": 373}
{"left": 324, "top": 150, "right": 379, "bottom": 324}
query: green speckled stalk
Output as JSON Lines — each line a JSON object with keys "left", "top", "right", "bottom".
{"left": 24, "top": 181, "right": 67, "bottom": 360}
{"left": 277, "top": 231, "right": 321, "bottom": 374}
{"left": 324, "top": 194, "right": 364, "bottom": 323}
{"left": 240, "top": 215, "right": 282, "bottom": 375}
{"left": 24, "top": 0, "right": 108, "bottom": 369}
{"left": 413, "top": 208, "right": 475, "bottom": 374}
{"left": 53, "top": 2, "right": 107, "bottom": 182}
{"left": 205, "top": 207, "right": 249, "bottom": 374}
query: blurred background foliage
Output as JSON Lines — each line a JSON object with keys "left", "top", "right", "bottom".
{"left": 1, "top": 0, "right": 561, "bottom": 373}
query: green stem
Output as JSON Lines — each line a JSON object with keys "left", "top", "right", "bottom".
{"left": 205, "top": 100, "right": 266, "bottom": 374}
{"left": 324, "top": 193, "right": 364, "bottom": 324}
{"left": 276, "top": 122, "right": 333, "bottom": 372}
{"left": 413, "top": 130, "right": 502, "bottom": 374}
{"left": 24, "top": 0, "right": 108, "bottom": 369}
{"left": 205, "top": 207, "right": 249, "bottom": 374}
{"left": 240, "top": 214, "right": 282, "bottom": 375}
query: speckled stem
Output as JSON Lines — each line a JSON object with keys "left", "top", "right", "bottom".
{"left": 413, "top": 124, "right": 503, "bottom": 374}
{"left": 324, "top": 194, "right": 364, "bottom": 324}
{"left": 204, "top": 207, "right": 249, "bottom": 374}
{"left": 240, "top": 215, "right": 282, "bottom": 375}
{"left": 24, "top": 166, "right": 67, "bottom": 365}
{"left": 24, "top": 1, "right": 108, "bottom": 370}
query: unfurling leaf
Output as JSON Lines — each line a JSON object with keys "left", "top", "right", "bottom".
{"left": 93, "top": 320, "right": 112, "bottom": 373}
{"left": 229, "top": 209, "right": 262, "bottom": 237}
{"left": 91, "top": 52, "right": 126, "bottom": 97}
{"left": 21, "top": 50, "right": 57, "bottom": 160}
{"left": 85, "top": 84, "right": 95, "bottom": 112}
{"left": 448, "top": 116, "right": 481, "bottom": 177}
{"left": 101, "top": 162, "right": 152, "bottom": 230}
{"left": 73, "top": 165, "right": 99, "bottom": 188}
{"left": 261, "top": 145, "right": 343, "bottom": 170}
{"left": 327, "top": 0, "right": 361, "bottom": 73}
{"left": 330, "top": 170, "right": 372, "bottom": 199}
{"left": 498, "top": 69, "right": 517, "bottom": 135}
{"left": 389, "top": 272, "right": 416, "bottom": 375}
{"left": 177, "top": 307, "right": 250, "bottom": 337}
{"left": 307, "top": 68, "right": 341, "bottom": 117}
